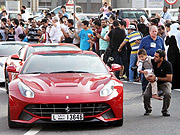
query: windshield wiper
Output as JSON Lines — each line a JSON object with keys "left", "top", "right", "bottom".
{"left": 49, "top": 71, "right": 89, "bottom": 73}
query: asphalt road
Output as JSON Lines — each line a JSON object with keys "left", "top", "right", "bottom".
{"left": 0, "top": 82, "right": 180, "bottom": 135}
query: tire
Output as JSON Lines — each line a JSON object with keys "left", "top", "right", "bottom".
{"left": 8, "top": 100, "right": 23, "bottom": 128}
{"left": 5, "top": 78, "right": 9, "bottom": 94}
{"left": 5, "top": 70, "right": 9, "bottom": 93}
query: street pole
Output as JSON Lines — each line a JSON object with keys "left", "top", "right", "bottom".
{"left": 74, "top": 0, "right": 76, "bottom": 28}
{"left": 20, "top": 0, "right": 22, "bottom": 10}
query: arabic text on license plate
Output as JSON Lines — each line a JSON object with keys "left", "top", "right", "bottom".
{"left": 51, "top": 114, "right": 84, "bottom": 121}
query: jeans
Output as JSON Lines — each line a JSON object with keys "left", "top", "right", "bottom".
{"left": 129, "top": 53, "right": 137, "bottom": 82}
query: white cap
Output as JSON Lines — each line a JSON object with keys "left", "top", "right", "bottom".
{"left": 127, "top": 24, "right": 136, "bottom": 30}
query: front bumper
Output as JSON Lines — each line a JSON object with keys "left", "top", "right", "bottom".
{"left": 9, "top": 88, "right": 123, "bottom": 124}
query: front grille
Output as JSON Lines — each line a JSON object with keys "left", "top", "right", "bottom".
{"left": 24, "top": 103, "right": 110, "bottom": 117}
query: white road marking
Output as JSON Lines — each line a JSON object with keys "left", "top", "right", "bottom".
{"left": 173, "top": 89, "right": 180, "bottom": 92}
{"left": 0, "top": 88, "right": 6, "bottom": 92}
{"left": 24, "top": 125, "right": 43, "bottom": 135}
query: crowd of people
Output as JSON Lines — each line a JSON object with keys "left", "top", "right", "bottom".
{"left": 0, "top": 4, "right": 180, "bottom": 92}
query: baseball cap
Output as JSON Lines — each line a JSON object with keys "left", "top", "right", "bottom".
{"left": 127, "top": 24, "right": 136, "bottom": 30}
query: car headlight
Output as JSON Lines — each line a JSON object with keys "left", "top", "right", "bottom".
{"left": 100, "top": 80, "right": 115, "bottom": 97}
{"left": 18, "top": 81, "right": 34, "bottom": 98}
{"left": 100, "top": 80, "right": 123, "bottom": 97}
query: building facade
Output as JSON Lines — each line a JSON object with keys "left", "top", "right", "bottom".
{"left": 0, "top": 0, "right": 102, "bottom": 13}
{"left": 1, "top": 0, "right": 180, "bottom": 13}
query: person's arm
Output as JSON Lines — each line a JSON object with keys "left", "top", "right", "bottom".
{"left": 25, "top": 24, "right": 29, "bottom": 35}
{"left": 73, "top": 13, "right": 80, "bottom": 22}
{"left": 137, "top": 61, "right": 143, "bottom": 73}
{"left": 157, "top": 74, "right": 172, "bottom": 82}
{"left": 118, "top": 41, "right": 127, "bottom": 52}
{"left": 61, "top": 28, "right": 69, "bottom": 38}
{"left": 96, "top": 33, "right": 109, "bottom": 41}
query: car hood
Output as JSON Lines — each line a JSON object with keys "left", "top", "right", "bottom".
{"left": 18, "top": 73, "right": 112, "bottom": 94}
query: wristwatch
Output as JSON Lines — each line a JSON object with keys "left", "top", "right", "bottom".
{"left": 155, "top": 77, "right": 158, "bottom": 81}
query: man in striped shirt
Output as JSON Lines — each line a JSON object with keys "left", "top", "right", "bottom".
{"left": 118, "top": 24, "right": 142, "bottom": 82}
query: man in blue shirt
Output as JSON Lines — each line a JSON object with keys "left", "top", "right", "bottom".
{"left": 78, "top": 20, "right": 93, "bottom": 50}
{"left": 61, "top": 6, "right": 69, "bottom": 18}
{"left": 139, "top": 26, "right": 165, "bottom": 57}
{"left": 139, "top": 25, "right": 165, "bottom": 93}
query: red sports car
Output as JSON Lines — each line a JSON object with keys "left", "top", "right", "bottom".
{"left": 7, "top": 50, "right": 123, "bottom": 128}
{"left": 5, "top": 43, "right": 81, "bottom": 91}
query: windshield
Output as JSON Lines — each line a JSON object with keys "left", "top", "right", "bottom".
{"left": 21, "top": 53, "right": 108, "bottom": 74}
{"left": 53, "top": 8, "right": 62, "bottom": 14}
{"left": 25, "top": 45, "right": 81, "bottom": 60}
{"left": 0, "top": 43, "right": 27, "bottom": 56}
{"left": 122, "top": 10, "right": 148, "bottom": 19}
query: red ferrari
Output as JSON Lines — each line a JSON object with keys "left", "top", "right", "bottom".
{"left": 7, "top": 50, "right": 123, "bottom": 128}
{"left": 5, "top": 43, "right": 81, "bottom": 91}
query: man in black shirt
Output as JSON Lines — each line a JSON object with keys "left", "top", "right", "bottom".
{"left": 6, "top": 19, "right": 15, "bottom": 41}
{"left": 107, "top": 20, "right": 126, "bottom": 79}
{"left": 25, "top": 20, "right": 41, "bottom": 43}
{"left": 144, "top": 50, "right": 173, "bottom": 116}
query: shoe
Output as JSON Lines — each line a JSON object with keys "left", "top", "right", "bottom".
{"left": 142, "top": 91, "right": 145, "bottom": 95}
{"left": 144, "top": 111, "right": 151, "bottom": 116}
{"left": 124, "top": 78, "right": 129, "bottom": 81}
{"left": 119, "top": 77, "right": 124, "bottom": 79}
{"left": 158, "top": 90, "right": 164, "bottom": 97}
{"left": 162, "top": 112, "right": 170, "bottom": 117}
{"left": 152, "top": 94, "right": 163, "bottom": 100}
{"left": 134, "top": 78, "right": 140, "bottom": 82}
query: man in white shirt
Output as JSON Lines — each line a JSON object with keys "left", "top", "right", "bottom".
{"left": 161, "top": 6, "right": 172, "bottom": 21}
{"left": 49, "top": 16, "right": 63, "bottom": 43}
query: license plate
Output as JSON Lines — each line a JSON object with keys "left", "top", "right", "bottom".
{"left": 51, "top": 114, "right": 84, "bottom": 121}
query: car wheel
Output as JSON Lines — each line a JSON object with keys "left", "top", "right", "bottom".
{"left": 8, "top": 100, "right": 23, "bottom": 128}
{"left": 5, "top": 69, "right": 9, "bottom": 92}
{"left": 5, "top": 77, "right": 9, "bottom": 94}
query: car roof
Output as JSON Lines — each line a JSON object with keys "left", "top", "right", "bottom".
{"left": 0, "top": 41, "right": 29, "bottom": 45}
{"left": 27, "top": 43, "right": 79, "bottom": 47}
{"left": 113, "top": 8, "right": 146, "bottom": 11}
{"left": 32, "top": 50, "right": 96, "bottom": 56}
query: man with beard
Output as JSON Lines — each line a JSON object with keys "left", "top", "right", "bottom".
{"left": 143, "top": 49, "right": 173, "bottom": 117}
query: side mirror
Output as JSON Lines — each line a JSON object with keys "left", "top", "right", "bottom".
{"left": 110, "top": 64, "right": 121, "bottom": 72}
{"left": 6, "top": 65, "right": 19, "bottom": 73}
{"left": 11, "top": 54, "right": 21, "bottom": 60}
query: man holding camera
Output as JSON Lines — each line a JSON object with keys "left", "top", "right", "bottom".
{"left": 144, "top": 50, "right": 173, "bottom": 117}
